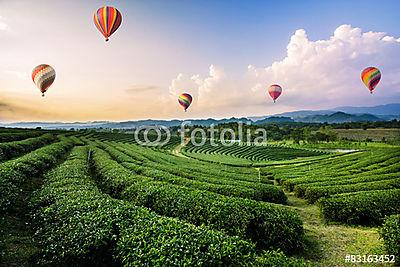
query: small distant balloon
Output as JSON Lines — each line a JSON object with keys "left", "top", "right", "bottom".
{"left": 32, "top": 64, "right": 56, "bottom": 97}
{"left": 178, "top": 93, "right": 192, "bottom": 112}
{"left": 268, "top": 84, "right": 282, "bottom": 103}
{"left": 361, "top": 67, "right": 381, "bottom": 94}
{"left": 94, "top": 6, "right": 122, "bottom": 42}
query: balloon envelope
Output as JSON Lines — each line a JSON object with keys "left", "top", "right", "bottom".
{"left": 178, "top": 93, "right": 193, "bottom": 111}
{"left": 361, "top": 67, "right": 381, "bottom": 94}
{"left": 32, "top": 64, "right": 56, "bottom": 97}
{"left": 268, "top": 84, "right": 282, "bottom": 103}
{"left": 94, "top": 6, "right": 122, "bottom": 42}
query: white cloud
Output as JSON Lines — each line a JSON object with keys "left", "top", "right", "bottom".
{"left": 170, "top": 25, "right": 400, "bottom": 116}
{"left": 4, "top": 70, "right": 27, "bottom": 80}
{"left": 247, "top": 24, "right": 400, "bottom": 108}
{"left": 0, "top": 16, "right": 9, "bottom": 31}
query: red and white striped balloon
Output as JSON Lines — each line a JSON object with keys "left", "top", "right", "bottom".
{"left": 32, "top": 64, "right": 56, "bottom": 97}
{"left": 268, "top": 84, "right": 282, "bottom": 103}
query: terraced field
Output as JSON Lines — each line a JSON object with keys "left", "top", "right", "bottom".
{"left": 183, "top": 140, "right": 329, "bottom": 165}
{"left": 1, "top": 128, "right": 398, "bottom": 266}
{"left": 89, "top": 131, "right": 182, "bottom": 150}
{"left": 266, "top": 146, "right": 400, "bottom": 225}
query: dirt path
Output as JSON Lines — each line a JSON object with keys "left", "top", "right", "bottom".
{"left": 171, "top": 137, "right": 190, "bottom": 158}
{"left": 285, "top": 192, "right": 386, "bottom": 267}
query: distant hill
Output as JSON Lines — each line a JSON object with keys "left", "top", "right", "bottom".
{"left": 250, "top": 103, "right": 400, "bottom": 122}
{"left": 255, "top": 116, "right": 294, "bottom": 124}
{"left": 333, "top": 103, "right": 400, "bottom": 115}
{"left": 1, "top": 117, "right": 252, "bottom": 130}
{"left": 1, "top": 103, "right": 398, "bottom": 129}
{"left": 299, "top": 112, "right": 383, "bottom": 123}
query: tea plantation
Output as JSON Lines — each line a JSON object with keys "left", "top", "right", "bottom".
{"left": 0, "top": 128, "right": 398, "bottom": 266}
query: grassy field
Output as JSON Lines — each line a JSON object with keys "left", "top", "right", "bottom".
{"left": 333, "top": 128, "right": 400, "bottom": 141}
{"left": 0, "top": 128, "right": 398, "bottom": 266}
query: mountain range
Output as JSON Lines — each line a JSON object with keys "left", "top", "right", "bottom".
{"left": 1, "top": 103, "right": 398, "bottom": 129}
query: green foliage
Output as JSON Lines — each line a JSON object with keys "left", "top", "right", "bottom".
{"left": 0, "top": 139, "right": 73, "bottom": 211}
{"left": 256, "top": 250, "right": 308, "bottom": 266}
{"left": 380, "top": 215, "right": 400, "bottom": 258}
{"left": 270, "top": 145, "right": 400, "bottom": 225}
{"left": 96, "top": 141, "right": 283, "bottom": 202}
{"left": 123, "top": 181, "right": 303, "bottom": 252}
{"left": 0, "top": 133, "right": 56, "bottom": 162}
{"left": 0, "top": 129, "right": 43, "bottom": 143}
{"left": 90, "top": 146, "right": 304, "bottom": 252}
{"left": 33, "top": 146, "right": 261, "bottom": 266}
{"left": 318, "top": 189, "right": 400, "bottom": 225}
{"left": 185, "top": 141, "right": 326, "bottom": 162}
{"left": 302, "top": 178, "right": 399, "bottom": 203}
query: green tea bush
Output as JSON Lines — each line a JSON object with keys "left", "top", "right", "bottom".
{"left": 90, "top": 147, "right": 303, "bottom": 252}
{"left": 380, "top": 214, "right": 400, "bottom": 258}
{"left": 33, "top": 146, "right": 263, "bottom": 266}
{"left": 318, "top": 189, "right": 400, "bottom": 225}
{"left": 0, "top": 139, "right": 73, "bottom": 211}
{"left": 123, "top": 181, "right": 304, "bottom": 252}
{"left": 0, "top": 133, "right": 56, "bottom": 161}
{"left": 303, "top": 178, "right": 400, "bottom": 203}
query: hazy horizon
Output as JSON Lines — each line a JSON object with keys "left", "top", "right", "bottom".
{"left": 1, "top": 0, "right": 399, "bottom": 122}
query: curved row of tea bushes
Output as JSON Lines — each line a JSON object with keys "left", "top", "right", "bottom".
{"left": 111, "top": 142, "right": 266, "bottom": 183}
{"left": 0, "top": 139, "right": 73, "bottom": 211}
{"left": 32, "top": 146, "right": 264, "bottom": 266}
{"left": 318, "top": 189, "right": 400, "bottom": 225}
{"left": 0, "top": 130, "right": 42, "bottom": 143}
{"left": 90, "top": 147, "right": 304, "bottom": 252}
{"left": 185, "top": 141, "right": 325, "bottom": 161}
{"left": 302, "top": 178, "right": 400, "bottom": 203}
{"left": 96, "top": 141, "right": 285, "bottom": 203}
{"left": 293, "top": 172, "right": 399, "bottom": 197}
{"left": 379, "top": 214, "right": 400, "bottom": 258}
{"left": 0, "top": 133, "right": 56, "bottom": 162}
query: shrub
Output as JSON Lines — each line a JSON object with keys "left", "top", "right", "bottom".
{"left": 318, "top": 189, "right": 400, "bottom": 225}
{"left": 90, "top": 147, "right": 304, "bottom": 252}
{"left": 122, "top": 181, "right": 304, "bottom": 252}
{"left": 33, "top": 146, "right": 261, "bottom": 266}
{"left": 380, "top": 214, "right": 400, "bottom": 258}
{"left": 0, "top": 133, "right": 56, "bottom": 161}
{"left": 0, "top": 139, "right": 73, "bottom": 211}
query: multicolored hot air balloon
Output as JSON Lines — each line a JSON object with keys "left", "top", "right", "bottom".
{"left": 361, "top": 67, "right": 381, "bottom": 94}
{"left": 178, "top": 93, "right": 192, "bottom": 112}
{"left": 268, "top": 84, "right": 282, "bottom": 103}
{"left": 93, "top": 6, "right": 122, "bottom": 42}
{"left": 32, "top": 64, "right": 56, "bottom": 97}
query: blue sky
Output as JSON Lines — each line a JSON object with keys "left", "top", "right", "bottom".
{"left": 0, "top": 0, "right": 399, "bottom": 121}
{"left": 118, "top": 0, "right": 400, "bottom": 73}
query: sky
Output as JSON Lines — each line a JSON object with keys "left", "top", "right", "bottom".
{"left": 0, "top": 0, "right": 399, "bottom": 122}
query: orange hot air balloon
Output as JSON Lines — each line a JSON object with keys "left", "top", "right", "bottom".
{"left": 93, "top": 6, "right": 122, "bottom": 42}
{"left": 32, "top": 64, "right": 56, "bottom": 97}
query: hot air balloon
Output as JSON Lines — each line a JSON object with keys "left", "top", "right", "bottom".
{"left": 93, "top": 6, "right": 122, "bottom": 42}
{"left": 268, "top": 84, "right": 282, "bottom": 103}
{"left": 32, "top": 64, "right": 56, "bottom": 97}
{"left": 178, "top": 93, "right": 192, "bottom": 112}
{"left": 361, "top": 67, "right": 381, "bottom": 94}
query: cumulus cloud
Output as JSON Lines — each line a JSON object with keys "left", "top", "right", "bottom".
{"left": 247, "top": 24, "right": 400, "bottom": 108}
{"left": 169, "top": 65, "right": 253, "bottom": 116}
{"left": 0, "top": 16, "right": 9, "bottom": 31}
{"left": 170, "top": 25, "right": 400, "bottom": 116}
